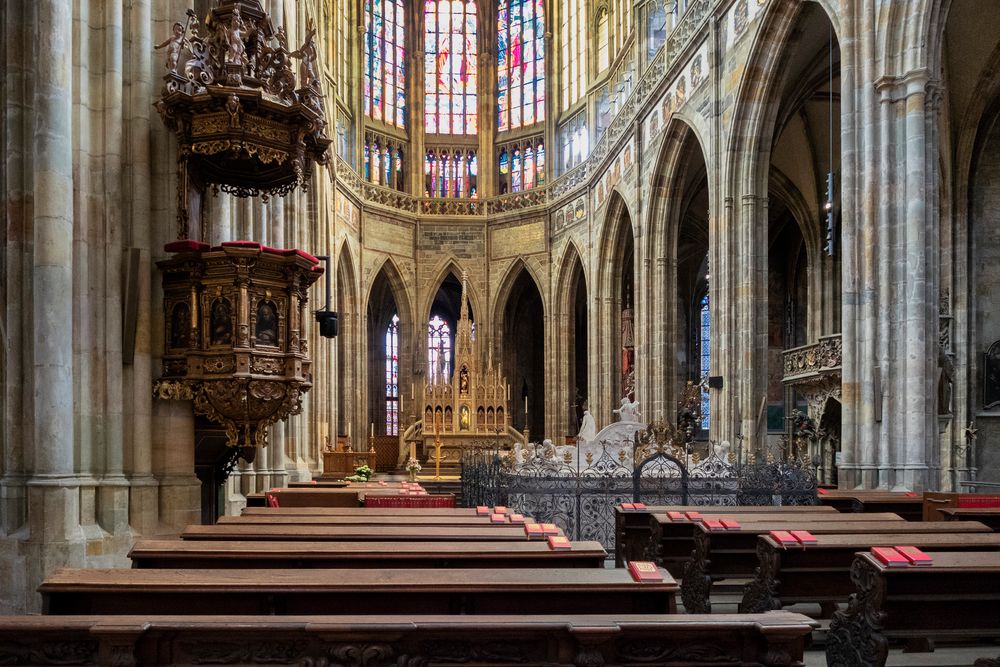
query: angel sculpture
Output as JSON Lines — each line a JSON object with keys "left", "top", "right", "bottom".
{"left": 225, "top": 7, "right": 247, "bottom": 67}
{"left": 155, "top": 21, "right": 187, "bottom": 73}
{"left": 613, "top": 397, "right": 642, "bottom": 423}
{"left": 291, "top": 20, "right": 319, "bottom": 89}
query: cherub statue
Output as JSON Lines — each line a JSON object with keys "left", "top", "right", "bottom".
{"left": 155, "top": 21, "right": 187, "bottom": 73}
{"left": 225, "top": 7, "right": 247, "bottom": 67}
{"left": 613, "top": 397, "right": 641, "bottom": 423}
{"left": 577, "top": 408, "right": 597, "bottom": 444}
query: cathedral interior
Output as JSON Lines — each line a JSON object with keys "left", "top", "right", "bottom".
{"left": 2, "top": 0, "right": 1000, "bottom": 617}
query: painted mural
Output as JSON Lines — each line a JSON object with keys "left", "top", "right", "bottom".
{"left": 642, "top": 40, "right": 710, "bottom": 146}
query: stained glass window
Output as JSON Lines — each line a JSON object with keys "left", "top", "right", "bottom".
{"left": 699, "top": 294, "right": 710, "bottom": 431}
{"left": 560, "top": 0, "right": 586, "bottom": 111}
{"left": 364, "top": 137, "right": 406, "bottom": 190}
{"left": 385, "top": 314, "right": 400, "bottom": 435}
{"left": 498, "top": 141, "right": 543, "bottom": 193}
{"left": 425, "top": 150, "right": 478, "bottom": 197}
{"left": 364, "top": 0, "right": 406, "bottom": 127}
{"left": 428, "top": 315, "right": 452, "bottom": 383}
{"left": 425, "top": 0, "right": 478, "bottom": 135}
{"left": 597, "top": 9, "right": 610, "bottom": 72}
{"left": 497, "top": 0, "right": 545, "bottom": 131}
{"left": 337, "top": 0, "right": 351, "bottom": 98}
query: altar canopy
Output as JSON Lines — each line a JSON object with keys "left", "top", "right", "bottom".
{"left": 418, "top": 273, "right": 515, "bottom": 464}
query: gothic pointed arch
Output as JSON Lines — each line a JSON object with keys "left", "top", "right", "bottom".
{"left": 497, "top": 261, "right": 546, "bottom": 438}
{"left": 423, "top": 258, "right": 483, "bottom": 328}
{"left": 335, "top": 241, "right": 360, "bottom": 445}
{"left": 554, "top": 240, "right": 589, "bottom": 442}
{"left": 366, "top": 258, "right": 415, "bottom": 439}
{"left": 492, "top": 258, "right": 547, "bottom": 334}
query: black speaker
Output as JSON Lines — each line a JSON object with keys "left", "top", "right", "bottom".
{"left": 315, "top": 311, "right": 338, "bottom": 338}
{"left": 708, "top": 375, "right": 723, "bottom": 389}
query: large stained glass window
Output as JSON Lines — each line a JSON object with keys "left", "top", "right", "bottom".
{"left": 428, "top": 315, "right": 453, "bottom": 383}
{"left": 385, "top": 314, "right": 400, "bottom": 435}
{"left": 364, "top": 0, "right": 406, "bottom": 127}
{"left": 699, "top": 294, "right": 710, "bottom": 431}
{"left": 560, "top": 0, "right": 586, "bottom": 111}
{"left": 425, "top": 0, "right": 478, "bottom": 134}
{"left": 425, "top": 149, "right": 478, "bottom": 198}
{"left": 497, "top": 0, "right": 545, "bottom": 131}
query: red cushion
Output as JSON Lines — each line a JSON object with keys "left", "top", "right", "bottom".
{"left": 958, "top": 495, "right": 1000, "bottom": 508}
{"left": 221, "top": 240, "right": 262, "bottom": 250}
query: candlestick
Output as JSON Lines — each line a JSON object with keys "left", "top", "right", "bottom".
{"left": 411, "top": 383, "right": 415, "bottom": 400}
{"left": 370, "top": 422, "right": 374, "bottom": 438}
{"left": 524, "top": 396, "right": 528, "bottom": 415}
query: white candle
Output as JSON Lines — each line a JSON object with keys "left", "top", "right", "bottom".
{"left": 370, "top": 422, "right": 374, "bottom": 438}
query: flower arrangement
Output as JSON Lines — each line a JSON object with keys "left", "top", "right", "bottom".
{"left": 405, "top": 457, "right": 422, "bottom": 481}
{"left": 345, "top": 464, "right": 374, "bottom": 482}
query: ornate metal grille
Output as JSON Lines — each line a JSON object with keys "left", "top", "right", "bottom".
{"left": 461, "top": 428, "right": 818, "bottom": 555}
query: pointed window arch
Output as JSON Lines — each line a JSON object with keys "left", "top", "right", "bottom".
{"left": 385, "top": 314, "right": 400, "bottom": 435}
{"left": 596, "top": 9, "right": 610, "bottom": 72}
{"left": 560, "top": 0, "right": 586, "bottom": 111}
{"left": 424, "top": 0, "right": 479, "bottom": 135}
{"left": 428, "top": 315, "right": 453, "bottom": 383}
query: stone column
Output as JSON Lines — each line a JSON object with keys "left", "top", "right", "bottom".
{"left": 27, "top": 0, "right": 86, "bottom": 591}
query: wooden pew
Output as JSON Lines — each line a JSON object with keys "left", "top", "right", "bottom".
{"left": 939, "top": 506, "right": 1000, "bottom": 530}
{"left": 217, "top": 514, "right": 507, "bottom": 526}
{"left": 817, "top": 490, "right": 923, "bottom": 520}
{"left": 241, "top": 506, "right": 480, "bottom": 516}
{"left": 40, "top": 567, "right": 678, "bottom": 616}
{"left": 181, "top": 523, "right": 555, "bottom": 542}
{"left": 680, "top": 520, "right": 990, "bottom": 613}
{"left": 741, "top": 532, "right": 1000, "bottom": 614}
{"left": 0, "top": 613, "right": 818, "bottom": 667}
{"left": 924, "top": 491, "right": 1000, "bottom": 521}
{"left": 649, "top": 512, "right": 905, "bottom": 576}
{"left": 826, "top": 552, "right": 1000, "bottom": 667}
{"left": 287, "top": 480, "right": 350, "bottom": 487}
{"left": 129, "top": 539, "right": 609, "bottom": 569}
{"left": 615, "top": 504, "right": 838, "bottom": 566}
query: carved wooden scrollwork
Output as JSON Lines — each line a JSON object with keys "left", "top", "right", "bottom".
{"left": 740, "top": 539, "right": 782, "bottom": 613}
{"left": 826, "top": 557, "right": 889, "bottom": 667}
{"left": 680, "top": 531, "right": 713, "bottom": 613}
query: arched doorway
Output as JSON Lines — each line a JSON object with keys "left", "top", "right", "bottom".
{"left": 501, "top": 267, "right": 545, "bottom": 439}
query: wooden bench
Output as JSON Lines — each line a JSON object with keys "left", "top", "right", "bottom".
{"left": 924, "top": 491, "right": 1000, "bottom": 521}
{"left": 181, "top": 523, "right": 557, "bottom": 542}
{"left": 680, "top": 520, "right": 990, "bottom": 613}
{"left": 817, "top": 490, "right": 923, "bottom": 520}
{"left": 826, "top": 552, "right": 1000, "bottom": 667}
{"left": 0, "top": 613, "right": 817, "bottom": 667}
{"left": 939, "top": 506, "right": 1000, "bottom": 530}
{"left": 287, "top": 479, "right": 351, "bottom": 487}
{"left": 40, "top": 567, "right": 678, "bottom": 616}
{"left": 649, "top": 512, "right": 905, "bottom": 577}
{"left": 241, "top": 506, "right": 479, "bottom": 516}
{"left": 217, "top": 514, "right": 506, "bottom": 526}
{"left": 740, "top": 531, "right": 1000, "bottom": 614}
{"left": 615, "top": 504, "right": 837, "bottom": 566}
{"left": 129, "top": 539, "right": 608, "bottom": 569}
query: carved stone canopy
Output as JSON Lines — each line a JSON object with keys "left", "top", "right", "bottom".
{"left": 154, "top": 240, "right": 323, "bottom": 448}
{"left": 154, "top": 0, "right": 330, "bottom": 239}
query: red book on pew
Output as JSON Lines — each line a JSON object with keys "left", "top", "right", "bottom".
{"left": 904, "top": 491, "right": 917, "bottom": 497}
{"left": 685, "top": 511, "right": 703, "bottom": 522}
{"left": 817, "top": 488, "right": 829, "bottom": 495}
{"left": 895, "top": 545, "right": 933, "bottom": 566}
{"left": 667, "top": 511, "right": 687, "bottom": 521}
{"left": 871, "top": 546, "right": 909, "bottom": 567}
{"left": 769, "top": 530, "right": 798, "bottom": 547}
{"left": 620, "top": 503, "right": 636, "bottom": 511}
{"left": 627, "top": 561, "right": 664, "bottom": 583}
{"left": 508, "top": 514, "right": 526, "bottom": 524}
{"left": 476, "top": 506, "right": 490, "bottom": 515}
{"left": 704, "top": 518, "right": 725, "bottom": 531}
{"left": 540, "top": 523, "right": 561, "bottom": 536}
{"left": 547, "top": 535, "right": 572, "bottom": 550}
{"left": 790, "top": 530, "right": 817, "bottom": 545}
{"left": 633, "top": 503, "right": 647, "bottom": 510}
{"left": 720, "top": 519, "right": 741, "bottom": 530}
{"left": 493, "top": 506, "right": 509, "bottom": 514}
{"left": 490, "top": 513, "right": 507, "bottom": 524}
{"left": 524, "top": 523, "right": 544, "bottom": 539}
